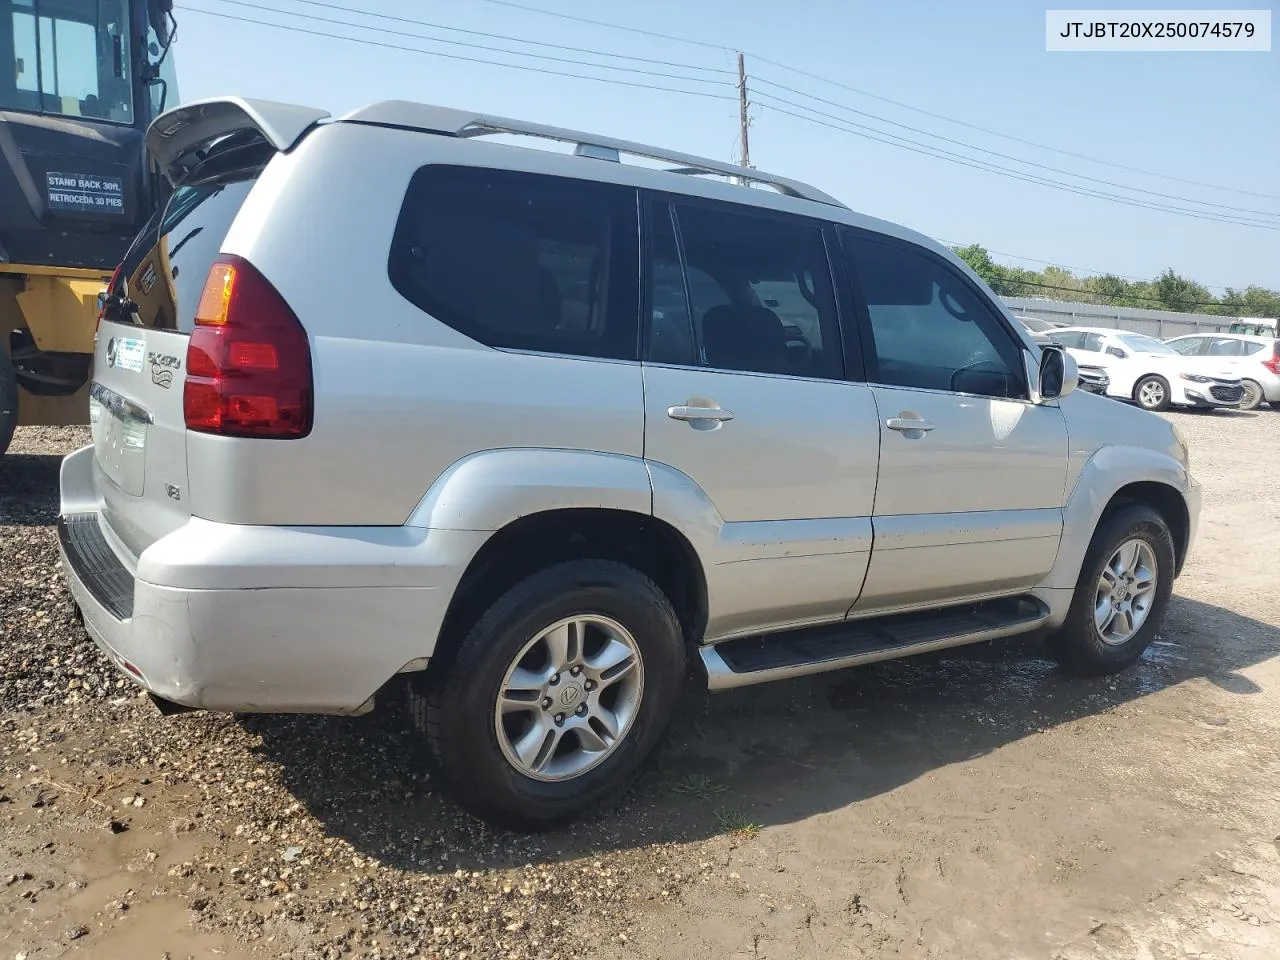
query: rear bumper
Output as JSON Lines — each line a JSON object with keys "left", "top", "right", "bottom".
{"left": 1256, "top": 372, "right": 1280, "bottom": 402}
{"left": 56, "top": 445, "right": 485, "bottom": 714}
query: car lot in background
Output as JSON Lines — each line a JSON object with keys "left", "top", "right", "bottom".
{"left": 1164, "top": 332, "right": 1280, "bottom": 411}
{"left": 1013, "top": 317, "right": 1110, "bottom": 396}
{"left": 1048, "top": 326, "right": 1245, "bottom": 412}
{"left": 1012, "top": 315, "right": 1066, "bottom": 335}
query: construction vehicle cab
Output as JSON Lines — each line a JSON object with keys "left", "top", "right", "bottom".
{"left": 1227, "top": 318, "right": 1279, "bottom": 337}
{"left": 1, "top": 0, "right": 177, "bottom": 453}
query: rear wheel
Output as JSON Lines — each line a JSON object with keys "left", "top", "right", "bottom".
{"left": 1239, "top": 379, "right": 1264, "bottom": 411}
{"left": 412, "top": 559, "right": 686, "bottom": 830}
{"left": 1134, "top": 375, "right": 1171, "bottom": 412}
{"left": 1047, "top": 503, "right": 1175, "bottom": 676}
{"left": 0, "top": 348, "right": 18, "bottom": 456}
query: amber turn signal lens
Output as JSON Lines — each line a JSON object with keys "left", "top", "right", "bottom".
{"left": 195, "top": 261, "right": 236, "bottom": 326}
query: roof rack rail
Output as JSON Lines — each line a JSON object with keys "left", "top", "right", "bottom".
{"left": 341, "top": 100, "right": 846, "bottom": 208}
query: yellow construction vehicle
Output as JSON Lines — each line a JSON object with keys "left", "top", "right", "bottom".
{"left": 1, "top": 0, "right": 178, "bottom": 453}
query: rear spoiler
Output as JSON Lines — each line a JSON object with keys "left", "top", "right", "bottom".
{"left": 146, "top": 97, "right": 330, "bottom": 184}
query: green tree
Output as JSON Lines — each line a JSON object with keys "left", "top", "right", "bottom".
{"left": 1236, "top": 285, "right": 1280, "bottom": 318}
{"left": 1153, "top": 268, "right": 1213, "bottom": 313}
{"left": 952, "top": 244, "right": 997, "bottom": 278}
{"left": 950, "top": 245, "right": 1279, "bottom": 318}
{"left": 1088, "top": 274, "right": 1134, "bottom": 307}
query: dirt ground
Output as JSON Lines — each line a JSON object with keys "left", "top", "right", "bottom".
{"left": 2, "top": 406, "right": 1279, "bottom": 960}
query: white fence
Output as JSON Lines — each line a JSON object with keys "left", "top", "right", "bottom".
{"left": 1001, "top": 296, "right": 1236, "bottom": 339}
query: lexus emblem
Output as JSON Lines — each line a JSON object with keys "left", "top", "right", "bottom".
{"left": 105, "top": 337, "right": 118, "bottom": 368}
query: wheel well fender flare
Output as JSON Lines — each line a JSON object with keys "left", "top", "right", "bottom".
{"left": 406, "top": 447, "right": 654, "bottom": 532}
{"left": 1045, "top": 445, "right": 1192, "bottom": 590}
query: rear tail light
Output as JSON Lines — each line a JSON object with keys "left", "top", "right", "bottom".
{"left": 1263, "top": 344, "right": 1280, "bottom": 376}
{"left": 183, "top": 256, "right": 313, "bottom": 439}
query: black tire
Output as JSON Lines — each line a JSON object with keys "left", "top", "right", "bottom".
{"left": 411, "top": 559, "right": 685, "bottom": 831}
{"left": 1047, "top": 503, "right": 1176, "bottom": 677}
{"left": 0, "top": 348, "right": 18, "bottom": 457}
{"left": 1133, "top": 374, "right": 1172, "bottom": 412}
{"left": 1239, "top": 379, "right": 1264, "bottom": 412}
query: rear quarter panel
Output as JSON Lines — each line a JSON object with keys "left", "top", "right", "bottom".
{"left": 188, "top": 123, "right": 645, "bottom": 526}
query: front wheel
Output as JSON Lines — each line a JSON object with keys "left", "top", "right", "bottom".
{"left": 1047, "top": 503, "right": 1176, "bottom": 676}
{"left": 1134, "top": 375, "right": 1171, "bottom": 412}
{"left": 413, "top": 559, "right": 686, "bottom": 831}
{"left": 1239, "top": 379, "right": 1264, "bottom": 411}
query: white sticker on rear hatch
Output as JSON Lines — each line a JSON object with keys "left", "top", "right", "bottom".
{"left": 106, "top": 335, "right": 145, "bottom": 373}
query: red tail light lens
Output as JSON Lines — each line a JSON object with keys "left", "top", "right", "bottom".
{"left": 1264, "top": 344, "right": 1280, "bottom": 376}
{"left": 182, "top": 256, "right": 313, "bottom": 439}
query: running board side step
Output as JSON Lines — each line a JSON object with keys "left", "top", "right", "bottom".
{"left": 700, "top": 595, "right": 1049, "bottom": 691}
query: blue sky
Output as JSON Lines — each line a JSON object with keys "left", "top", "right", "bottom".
{"left": 172, "top": 0, "right": 1279, "bottom": 292}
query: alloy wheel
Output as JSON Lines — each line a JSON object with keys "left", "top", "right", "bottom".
{"left": 1094, "top": 538, "right": 1158, "bottom": 645}
{"left": 493, "top": 615, "right": 644, "bottom": 782}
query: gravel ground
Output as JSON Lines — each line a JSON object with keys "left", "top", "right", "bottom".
{"left": 2, "top": 408, "right": 1279, "bottom": 959}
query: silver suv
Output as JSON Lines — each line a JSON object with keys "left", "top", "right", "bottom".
{"left": 58, "top": 97, "right": 1200, "bottom": 830}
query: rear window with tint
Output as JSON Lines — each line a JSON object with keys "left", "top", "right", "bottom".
{"left": 110, "top": 177, "right": 256, "bottom": 333}
{"left": 388, "top": 166, "right": 639, "bottom": 360}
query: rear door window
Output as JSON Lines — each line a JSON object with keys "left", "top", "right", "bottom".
{"left": 651, "top": 198, "right": 843, "bottom": 379}
{"left": 389, "top": 166, "right": 639, "bottom": 360}
{"left": 1047, "top": 331, "right": 1083, "bottom": 349}
{"left": 1205, "top": 338, "right": 1247, "bottom": 357}
{"left": 1167, "top": 337, "right": 1205, "bottom": 356}
{"left": 1078, "top": 333, "right": 1105, "bottom": 353}
{"left": 108, "top": 176, "right": 257, "bottom": 333}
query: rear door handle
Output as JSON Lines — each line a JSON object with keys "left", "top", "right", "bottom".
{"left": 886, "top": 417, "right": 934, "bottom": 432}
{"left": 668, "top": 404, "right": 734, "bottom": 423}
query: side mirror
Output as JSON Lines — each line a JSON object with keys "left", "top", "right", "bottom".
{"left": 1035, "top": 345, "right": 1077, "bottom": 402}
{"left": 1106, "top": 346, "right": 1128, "bottom": 358}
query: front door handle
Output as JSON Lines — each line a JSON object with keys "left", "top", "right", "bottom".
{"left": 668, "top": 404, "right": 735, "bottom": 423}
{"left": 886, "top": 417, "right": 934, "bottom": 433}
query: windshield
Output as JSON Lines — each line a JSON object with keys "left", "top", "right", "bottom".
{"left": 1119, "top": 333, "right": 1178, "bottom": 356}
{"left": 3, "top": 0, "right": 134, "bottom": 123}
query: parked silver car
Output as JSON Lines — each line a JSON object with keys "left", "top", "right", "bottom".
{"left": 59, "top": 97, "right": 1200, "bottom": 829}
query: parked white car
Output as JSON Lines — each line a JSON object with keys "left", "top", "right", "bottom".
{"left": 1163, "top": 333, "right": 1280, "bottom": 411}
{"left": 1048, "top": 326, "right": 1245, "bottom": 411}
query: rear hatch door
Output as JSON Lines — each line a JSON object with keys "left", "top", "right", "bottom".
{"left": 93, "top": 174, "right": 260, "bottom": 559}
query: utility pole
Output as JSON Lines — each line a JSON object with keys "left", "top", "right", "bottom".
{"left": 737, "top": 52, "right": 751, "bottom": 170}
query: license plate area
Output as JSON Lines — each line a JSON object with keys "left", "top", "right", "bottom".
{"left": 90, "top": 382, "right": 151, "bottom": 497}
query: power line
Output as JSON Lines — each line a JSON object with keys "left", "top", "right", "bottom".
{"left": 747, "top": 53, "right": 1280, "bottom": 202}
{"left": 756, "top": 94, "right": 1279, "bottom": 231}
{"left": 204, "top": 0, "right": 733, "bottom": 87}
{"left": 180, "top": 6, "right": 737, "bottom": 100}
{"left": 216, "top": 0, "right": 733, "bottom": 74}
{"left": 182, "top": 2, "right": 1276, "bottom": 236}
{"left": 754, "top": 95, "right": 1280, "bottom": 232}
{"left": 476, "top": 0, "right": 733, "bottom": 53}
{"left": 942, "top": 240, "right": 1249, "bottom": 293}
{"left": 988, "top": 275, "right": 1236, "bottom": 309}
{"left": 937, "top": 241, "right": 1237, "bottom": 292}
{"left": 752, "top": 75, "right": 1280, "bottom": 220}
{"left": 470, "top": 0, "right": 1278, "bottom": 202}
